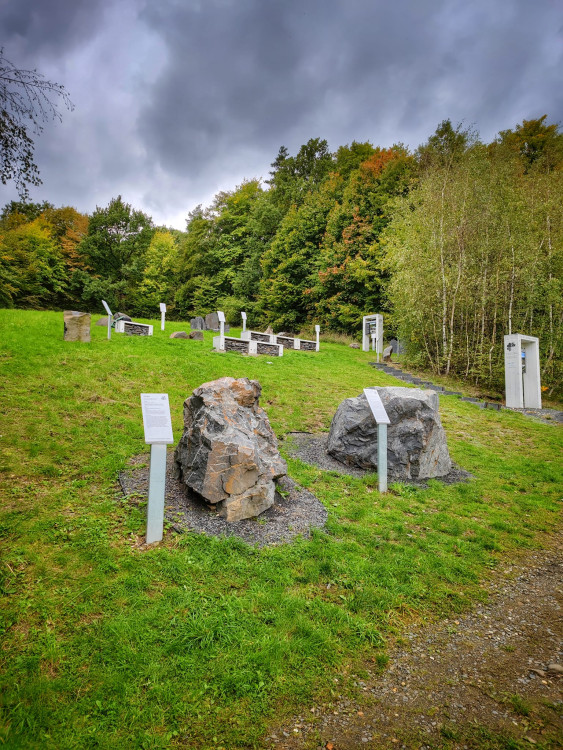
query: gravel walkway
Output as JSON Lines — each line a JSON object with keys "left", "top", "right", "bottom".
{"left": 285, "top": 432, "right": 473, "bottom": 487}
{"left": 119, "top": 453, "right": 327, "bottom": 547}
{"left": 266, "top": 541, "right": 563, "bottom": 749}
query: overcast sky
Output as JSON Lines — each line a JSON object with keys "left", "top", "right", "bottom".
{"left": 1, "top": 0, "right": 561, "bottom": 229}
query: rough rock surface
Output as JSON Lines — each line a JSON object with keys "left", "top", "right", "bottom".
{"left": 205, "top": 312, "right": 219, "bottom": 330}
{"left": 63, "top": 310, "right": 90, "bottom": 342}
{"left": 188, "top": 330, "right": 203, "bottom": 340}
{"left": 349, "top": 342, "right": 361, "bottom": 349}
{"left": 327, "top": 387, "right": 452, "bottom": 480}
{"left": 190, "top": 316, "right": 205, "bottom": 330}
{"left": 170, "top": 331, "right": 189, "bottom": 339}
{"left": 174, "top": 377, "right": 287, "bottom": 522}
{"left": 95, "top": 317, "right": 109, "bottom": 326}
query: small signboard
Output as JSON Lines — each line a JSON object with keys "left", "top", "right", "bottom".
{"left": 159, "top": 303, "right": 166, "bottom": 313}
{"left": 217, "top": 310, "right": 226, "bottom": 323}
{"left": 141, "top": 394, "right": 174, "bottom": 444}
{"left": 363, "top": 388, "right": 390, "bottom": 424}
{"left": 315, "top": 325, "right": 320, "bottom": 333}
{"left": 101, "top": 300, "right": 112, "bottom": 316}
{"left": 241, "top": 312, "right": 247, "bottom": 321}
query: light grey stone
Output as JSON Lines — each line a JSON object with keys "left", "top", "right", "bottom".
{"left": 63, "top": 310, "right": 90, "bottom": 342}
{"left": 170, "top": 331, "right": 189, "bottom": 339}
{"left": 174, "top": 377, "right": 287, "bottom": 522}
{"left": 327, "top": 386, "right": 452, "bottom": 480}
{"left": 383, "top": 345, "right": 393, "bottom": 361}
{"left": 96, "top": 317, "right": 109, "bottom": 326}
{"left": 190, "top": 316, "right": 205, "bottom": 330}
{"left": 349, "top": 342, "right": 361, "bottom": 349}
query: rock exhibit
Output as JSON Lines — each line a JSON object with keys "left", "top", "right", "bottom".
{"left": 63, "top": 310, "right": 91, "bottom": 342}
{"left": 174, "top": 377, "right": 287, "bottom": 521}
{"left": 170, "top": 331, "right": 189, "bottom": 339}
{"left": 327, "top": 386, "right": 452, "bottom": 480}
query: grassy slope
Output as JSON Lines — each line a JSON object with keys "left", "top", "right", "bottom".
{"left": 0, "top": 310, "right": 561, "bottom": 749}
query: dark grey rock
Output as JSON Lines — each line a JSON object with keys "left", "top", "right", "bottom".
{"left": 170, "top": 331, "right": 189, "bottom": 339}
{"left": 250, "top": 331, "right": 272, "bottom": 342}
{"left": 327, "top": 387, "right": 452, "bottom": 480}
{"left": 460, "top": 397, "right": 481, "bottom": 403}
{"left": 188, "top": 330, "right": 203, "bottom": 340}
{"left": 174, "top": 378, "right": 287, "bottom": 522}
{"left": 224, "top": 338, "right": 250, "bottom": 353}
{"left": 115, "top": 312, "right": 131, "bottom": 322}
{"left": 389, "top": 338, "right": 406, "bottom": 355}
{"left": 190, "top": 316, "right": 205, "bottom": 330}
{"left": 257, "top": 342, "right": 282, "bottom": 356}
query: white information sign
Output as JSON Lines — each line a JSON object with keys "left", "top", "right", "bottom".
{"left": 315, "top": 325, "right": 320, "bottom": 333}
{"left": 101, "top": 299, "right": 112, "bottom": 316}
{"left": 159, "top": 303, "right": 166, "bottom": 313}
{"left": 217, "top": 310, "right": 226, "bottom": 323}
{"left": 141, "top": 393, "right": 174, "bottom": 444}
{"left": 363, "top": 388, "right": 390, "bottom": 424}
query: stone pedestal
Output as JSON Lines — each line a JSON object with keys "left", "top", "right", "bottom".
{"left": 63, "top": 311, "right": 91, "bottom": 342}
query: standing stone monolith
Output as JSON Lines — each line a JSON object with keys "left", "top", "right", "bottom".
{"left": 174, "top": 377, "right": 287, "bottom": 521}
{"left": 205, "top": 312, "right": 219, "bottom": 331}
{"left": 327, "top": 386, "right": 452, "bottom": 480}
{"left": 63, "top": 311, "right": 91, "bottom": 342}
{"left": 190, "top": 316, "right": 205, "bottom": 330}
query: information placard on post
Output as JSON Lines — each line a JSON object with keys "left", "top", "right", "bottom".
{"left": 364, "top": 388, "right": 390, "bottom": 493}
{"left": 140, "top": 393, "right": 174, "bottom": 545}
{"left": 141, "top": 393, "right": 174, "bottom": 444}
{"left": 159, "top": 302, "right": 166, "bottom": 331}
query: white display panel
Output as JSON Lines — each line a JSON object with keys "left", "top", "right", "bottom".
{"left": 141, "top": 393, "right": 174, "bottom": 444}
{"left": 363, "top": 388, "right": 390, "bottom": 424}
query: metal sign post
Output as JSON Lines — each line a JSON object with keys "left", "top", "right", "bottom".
{"left": 101, "top": 300, "right": 112, "bottom": 340}
{"left": 315, "top": 324, "right": 320, "bottom": 351}
{"left": 363, "top": 388, "right": 390, "bottom": 493}
{"left": 140, "top": 393, "right": 174, "bottom": 544}
{"left": 159, "top": 302, "right": 166, "bottom": 331}
{"left": 217, "top": 310, "right": 226, "bottom": 341}
{"left": 241, "top": 311, "right": 247, "bottom": 333}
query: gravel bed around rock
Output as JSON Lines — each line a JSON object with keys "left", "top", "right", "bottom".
{"left": 119, "top": 452, "right": 328, "bottom": 547}
{"left": 285, "top": 432, "right": 473, "bottom": 487}
{"left": 267, "top": 540, "right": 563, "bottom": 749}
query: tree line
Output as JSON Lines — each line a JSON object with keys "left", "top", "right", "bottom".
{"left": 0, "top": 117, "right": 561, "bottom": 394}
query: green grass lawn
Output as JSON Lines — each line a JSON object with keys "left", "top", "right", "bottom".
{"left": 0, "top": 310, "right": 561, "bottom": 749}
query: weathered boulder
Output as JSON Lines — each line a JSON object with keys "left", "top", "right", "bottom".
{"left": 327, "top": 387, "right": 452, "bottom": 480}
{"left": 349, "top": 342, "right": 361, "bottom": 349}
{"left": 63, "top": 311, "right": 90, "bottom": 342}
{"left": 96, "top": 317, "right": 109, "bottom": 326}
{"left": 174, "top": 377, "right": 287, "bottom": 521}
{"left": 170, "top": 331, "right": 189, "bottom": 339}
{"left": 188, "top": 330, "right": 203, "bottom": 340}
{"left": 190, "top": 316, "right": 205, "bottom": 330}
{"left": 114, "top": 312, "right": 131, "bottom": 322}
{"left": 383, "top": 345, "right": 393, "bottom": 362}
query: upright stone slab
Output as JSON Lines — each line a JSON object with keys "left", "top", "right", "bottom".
{"left": 63, "top": 311, "right": 91, "bottom": 342}
{"left": 205, "top": 312, "right": 219, "bottom": 331}
{"left": 327, "top": 386, "right": 452, "bottom": 480}
{"left": 190, "top": 316, "right": 205, "bottom": 330}
{"left": 174, "top": 377, "right": 287, "bottom": 521}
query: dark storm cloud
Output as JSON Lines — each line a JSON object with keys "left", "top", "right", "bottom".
{"left": 0, "top": 0, "right": 561, "bottom": 226}
{"left": 0, "top": 0, "right": 112, "bottom": 58}
{"left": 137, "top": 0, "right": 563, "bottom": 186}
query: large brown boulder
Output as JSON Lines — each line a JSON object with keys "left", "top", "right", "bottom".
{"left": 174, "top": 377, "right": 287, "bottom": 521}
{"left": 327, "top": 386, "right": 452, "bottom": 480}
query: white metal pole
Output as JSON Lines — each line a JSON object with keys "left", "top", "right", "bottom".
{"left": 161, "top": 312, "right": 165, "bottom": 331}
{"left": 146, "top": 443, "right": 167, "bottom": 544}
{"left": 377, "top": 423, "right": 388, "bottom": 493}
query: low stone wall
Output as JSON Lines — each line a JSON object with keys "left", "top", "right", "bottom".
{"left": 250, "top": 332, "right": 272, "bottom": 343}
{"left": 225, "top": 338, "right": 251, "bottom": 354}
{"left": 276, "top": 336, "right": 295, "bottom": 349}
{"left": 124, "top": 322, "right": 152, "bottom": 336}
{"left": 257, "top": 342, "right": 283, "bottom": 356}
{"left": 300, "top": 339, "right": 316, "bottom": 351}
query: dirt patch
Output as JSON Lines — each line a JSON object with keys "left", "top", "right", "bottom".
{"left": 266, "top": 541, "right": 563, "bottom": 749}
{"left": 119, "top": 453, "right": 327, "bottom": 547}
{"left": 285, "top": 432, "right": 473, "bottom": 487}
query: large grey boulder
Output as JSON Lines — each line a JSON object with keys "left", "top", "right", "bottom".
{"left": 190, "top": 316, "right": 205, "bottom": 330}
{"left": 174, "top": 377, "right": 287, "bottom": 521}
{"left": 327, "top": 387, "right": 452, "bottom": 480}
{"left": 63, "top": 311, "right": 90, "bottom": 342}
{"left": 205, "top": 312, "right": 219, "bottom": 330}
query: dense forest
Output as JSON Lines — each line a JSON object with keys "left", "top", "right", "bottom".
{"left": 1, "top": 117, "right": 561, "bottom": 394}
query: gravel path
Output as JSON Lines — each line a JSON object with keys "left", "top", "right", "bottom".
{"left": 266, "top": 541, "right": 563, "bottom": 749}
{"left": 119, "top": 453, "right": 328, "bottom": 547}
{"left": 285, "top": 432, "right": 473, "bottom": 487}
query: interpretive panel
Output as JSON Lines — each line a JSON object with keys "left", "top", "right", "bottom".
{"left": 141, "top": 393, "right": 174, "bottom": 444}
{"left": 363, "top": 388, "right": 390, "bottom": 424}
